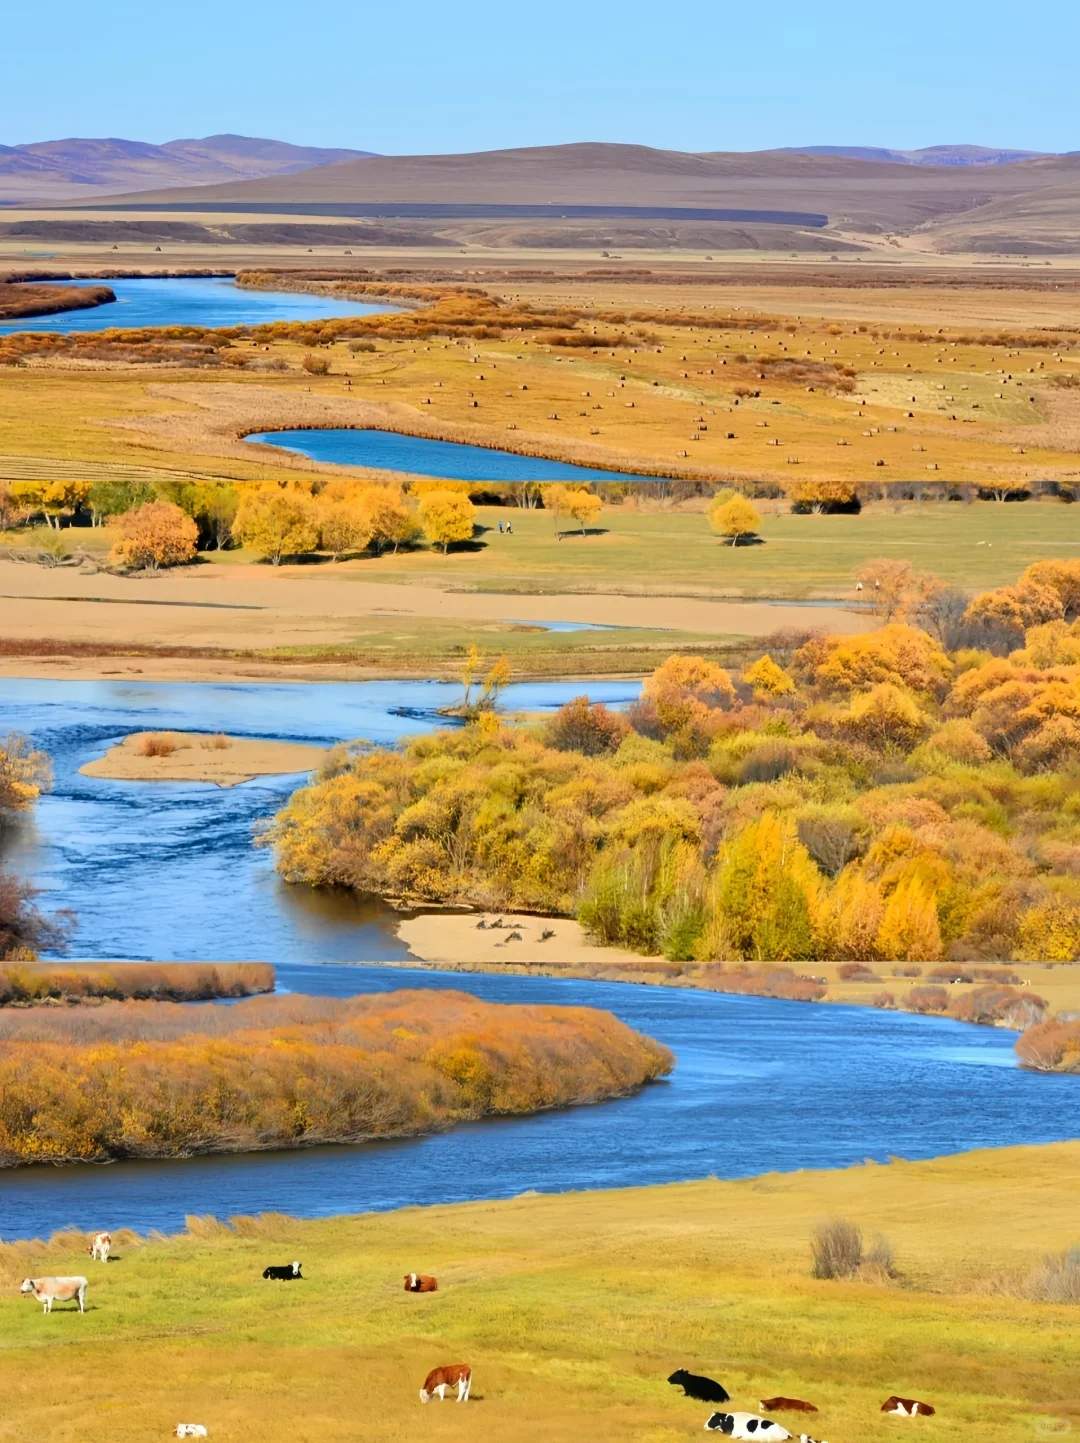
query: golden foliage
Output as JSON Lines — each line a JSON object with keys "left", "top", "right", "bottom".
{"left": 0, "top": 989, "right": 671, "bottom": 1164}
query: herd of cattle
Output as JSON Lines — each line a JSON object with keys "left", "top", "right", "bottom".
{"left": 667, "top": 1371, "right": 936, "bottom": 1438}
{"left": 17, "top": 1234, "right": 938, "bottom": 1437}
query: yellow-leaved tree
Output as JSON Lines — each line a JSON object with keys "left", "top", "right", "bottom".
{"left": 709, "top": 494, "right": 761, "bottom": 547}
{"left": 703, "top": 812, "right": 821, "bottom": 960}
{"left": 545, "top": 484, "right": 603, "bottom": 537}
{"left": 234, "top": 485, "right": 319, "bottom": 564}
{"left": 318, "top": 496, "right": 374, "bottom": 560}
{"left": 743, "top": 654, "right": 796, "bottom": 700}
{"left": 418, "top": 489, "right": 475, "bottom": 554}
{"left": 876, "top": 873, "right": 943, "bottom": 962}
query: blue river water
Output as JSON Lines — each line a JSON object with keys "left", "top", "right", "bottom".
{"left": 0, "top": 276, "right": 394, "bottom": 335}
{"left": 248, "top": 427, "right": 671, "bottom": 484}
{"left": 0, "top": 677, "right": 1074, "bottom": 1238}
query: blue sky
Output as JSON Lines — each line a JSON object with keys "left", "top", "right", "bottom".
{"left": 4, "top": 0, "right": 1078, "bottom": 154}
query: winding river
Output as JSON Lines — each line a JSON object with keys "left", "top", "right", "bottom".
{"left": 0, "top": 677, "right": 1075, "bottom": 1239}
{"left": 0, "top": 276, "right": 394, "bottom": 335}
{"left": 248, "top": 427, "right": 675, "bottom": 485}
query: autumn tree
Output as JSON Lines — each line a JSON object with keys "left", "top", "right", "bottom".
{"left": 709, "top": 494, "right": 761, "bottom": 546}
{"left": 876, "top": 874, "right": 943, "bottom": 962}
{"left": 743, "top": 654, "right": 796, "bottom": 700}
{"left": 788, "top": 478, "right": 858, "bottom": 514}
{"left": 234, "top": 485, "right": 319, "bottom": 564}
{"left": 704, "top": 812, "right": 820, "bottom": 960}
{"left": 318, "top": 496, "right": 374, "bottom": 560}
{"left": 363, "top": 485, "right": 420, "bottom": 554}
{"left": 418, "top": 489, "right": 475, "bottom": 554}
{"left": 109, "top": 500, "right": 198, "bottom": 571}
{"left": 544, "top": 484, "right": 603, "bottom": 537}
{"left": 9, "top": 480, "right": 90, "bottom": 529}
{"left": 181, "top": 481, "right": 239, "bottom": 550}
{"left": 87, "top": 479, "right": 155, "bottom": 526}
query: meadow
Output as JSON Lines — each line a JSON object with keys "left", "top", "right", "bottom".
{"left": 1, "top": 1143, "right": 1077, "bottom": 1442}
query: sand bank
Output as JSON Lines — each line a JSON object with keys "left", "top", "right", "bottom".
{"left": 80, "top": 730, "right": 327, "bottom": 786}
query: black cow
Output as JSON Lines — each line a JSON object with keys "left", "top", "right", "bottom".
{"left": 667, "top": 1369, "right": 730, "bottom": 1404}
{"left": 262, "top": 1261, "right": 302, "bottom": 1280}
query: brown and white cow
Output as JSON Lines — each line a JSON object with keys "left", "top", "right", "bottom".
{"left": 881, "top": 1396, "right": 936, "bottom": 1417}
{"left": 20, "top": 1277, "right": 88, "bottom": 1314}
{"left": 420, "top": 1364, "right": 471, "bottom": 1403}
{"left": 88, "top": 1232, "right": 112, "bottom": 1263}
{"left": 404, "top": 1272, "right": 438, "bottom": 1293}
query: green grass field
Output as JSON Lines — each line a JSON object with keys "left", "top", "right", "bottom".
{"left": 7, "top": 500, "right": 1073, "bottom": 602}
{"left": 341, "top": 501, "right": 1078, "bottom": 598}
{"left": 1, "top": 1144, "right": 1077, "bottom": 1443}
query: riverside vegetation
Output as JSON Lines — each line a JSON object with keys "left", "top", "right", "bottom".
{"left": 269, "top": 560, "right": 1080, "bottom": 1064}
{"left": 0, "top": 989, "right": 670, "bottom": 1166}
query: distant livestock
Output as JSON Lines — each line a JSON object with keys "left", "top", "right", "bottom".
{"left": 88, "top": 1231, "right": 112, "bottom": 1263}
{"left": 760, "top": 1398, "right": 818, "bottom": 1414}
{"left": 420, "top": 1364, "right": 472, "bottom": 1403}
{"left": 19, "top": 1276, "right": 88, "bottom": 1314}
{"left": 881, "top": 1396, "right": 936, "bottom": 1417}
{"left": 668, "top": 1369, "right": 730, "bottom": 1403}
{"left": 703, "top": 1412, "right": 826, "bottom": 1441}
{"left": 404, "top": 1272, "right": 438, "bottom": 1293}
{"left": 262, "top": 1262, "right": 302, "bottom": 1281}
{"left": 175, "top": 1428, "right": 209, "bottom": 1439}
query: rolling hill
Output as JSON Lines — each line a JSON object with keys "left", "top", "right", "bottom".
{"left": 69, "top": 141, "right": 1080, "bottom": 253}
{"left": 0, "top": 134, "right": 375, "bottom": 204}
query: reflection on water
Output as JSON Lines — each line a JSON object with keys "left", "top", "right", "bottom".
{"left": 0, "top": 677, "right": 1076, "bottom": 1239}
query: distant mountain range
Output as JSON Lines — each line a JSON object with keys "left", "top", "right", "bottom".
{"left": 0, "top": 134, "right": 376, "bottom": 202}
{"left": 783, "top": 144, "right": 1050, "bottom": 167}
{"left": 4, "top": 135, "right": 1079, "bottom": 254}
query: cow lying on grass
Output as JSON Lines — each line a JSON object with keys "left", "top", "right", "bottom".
{"left": 882, "top": 1395, "right": 936, "bottom": 1417}
{"left": 174, "top": 1427, "right": 208, "bottom": 1439}
{"left": 760, "top": 1398, "right": 818, "bottom": 1414}
{"left": 704, "top": 1411, "right": 826, "bottom": 1441}
{"left": 262, "top": 1262, "right": 302, "bottom": 1281}
{"left": 19, "top": 1277, "right": 88, "bottom": 1314}
{"left": 420, "top": 1364, "right": 472, "bottom": 1403}
{"left": 668, "top": 1370, "right": 730, "bottom": 1403}
{"left": 404, "top": 1272, "right": 438, "bottom": 1292}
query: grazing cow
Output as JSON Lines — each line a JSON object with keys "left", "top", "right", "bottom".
{"left": 760, "top": 1398, "right": 818, "bottom": 1414}
{"left": 668, "top": 1369, "right": 730, "bottom": 1404}
{"left": 703, "top": 1413, "right": 826, "bottom": 1441}
{"left": 19, "top": 1277, "right": 87, "bottom": 1314}
{"left": 881, "top": 1396, "right": 936, "bottom": 1417}
{"left": 404, "top": 1272, "right": 438, "bottom": 1293}
{"left": 262, "top": 1261, "right": 302, "bottom": 1281}
{"left": 88, "top": 1231, "right": 112, "bottom": 1263}
{"left": 419, "top": 1364, "right": 472, "bottom": 1403}
{"left": 175, "top": 1428, "right": 208, "bottom": 1439}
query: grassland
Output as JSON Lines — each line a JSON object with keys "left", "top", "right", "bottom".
{"left": 1, "top": 266, "right": 1079, "bottom": 498}
{"left": 1, "top": 1144, "right": 1077, "bottom": 1442}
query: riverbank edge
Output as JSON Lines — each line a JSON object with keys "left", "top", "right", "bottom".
{"left": 394, "top": 910, "right": 1080, "bottom": 1043}
{"left": 79, "top": 730, "right": 329, "bottom": 785}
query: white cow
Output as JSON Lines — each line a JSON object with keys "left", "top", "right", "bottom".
{"left": 88, "top": 1231, "right": 112, "bottom": 1263}
{"left": 704, "top": 1413, "right": 827, "bottom": 1442}
{"left": 19, "top": 1276, "right": 88, "bottom": 1314}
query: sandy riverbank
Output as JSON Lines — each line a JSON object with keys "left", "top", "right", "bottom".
{"left": 397, "top": 910, "right": 1080, "bottom": 1014}
{"left": 80, "top": 731, "right": 327, "bottom": 785}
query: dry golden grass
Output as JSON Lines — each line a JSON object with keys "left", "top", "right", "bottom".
{"left": 1, "top": 270, "right": 1079, "bottom": 494}
{"left": 0, "top": 1144, "right": 1077, "bottom": 1442}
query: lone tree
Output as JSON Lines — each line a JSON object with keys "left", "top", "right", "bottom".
{"left": 709, "top": 494, "right": 761, "bottom": 547}
{"left": 418, "top": 489, "right": 476, "bottom": 554}
{"left": 109, "top": 500, "right": 198, "bottom": 571}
